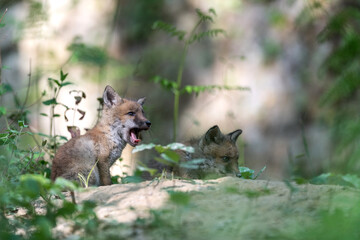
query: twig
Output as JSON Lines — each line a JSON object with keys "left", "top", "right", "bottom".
{"left": 20, "top": 59, "right": 32, "bottom": 113}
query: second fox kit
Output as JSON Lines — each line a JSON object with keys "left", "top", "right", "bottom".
{"left": 51, "top": 85, "right": 151, "bottom": 186}
{"left": 174, "top": 125, "right": 242, "bottom": 179}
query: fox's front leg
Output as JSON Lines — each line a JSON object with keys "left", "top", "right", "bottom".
{"left": 97, "top": 158, "right": 112, "bottom": 185}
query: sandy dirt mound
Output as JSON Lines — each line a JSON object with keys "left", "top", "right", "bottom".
{"left": 55, "top": 177, "right": 360, "bottom": 239}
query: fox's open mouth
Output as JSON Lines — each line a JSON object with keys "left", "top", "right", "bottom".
{"left": 129, "top": 128, "right": 142, "bottom": 146}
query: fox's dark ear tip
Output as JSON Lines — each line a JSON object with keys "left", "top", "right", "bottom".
{"left": 210, "top": 125, "right": 219, "bottom": 129}
{"left": 239, "top": 129, "right": 243, "bottom": 134}
{"left": 137, "top": 97, "right": 146, "bottom": 105}
{"left": 104, "top": 85, "right": 115, "bottom": 91}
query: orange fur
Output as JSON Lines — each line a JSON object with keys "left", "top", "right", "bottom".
{"left": 51, "top": 86, "right": 151, "bottom": 186}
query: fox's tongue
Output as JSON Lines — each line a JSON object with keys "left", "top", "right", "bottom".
{"left": 130, "top": 131, "right": 141, "bottom": 144}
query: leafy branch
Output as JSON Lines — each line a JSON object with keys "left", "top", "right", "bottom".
{"left": 41, "top": 70, "right": 73, "bottom": 154}
{"left": 152, "top": 8, "right": 248, "bottom": 141}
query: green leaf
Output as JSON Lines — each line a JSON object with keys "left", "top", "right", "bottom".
{"left": 154, "top": 157, "right": 174, "bottom": 166}
{"left": 162, "top": 149, "right": 180, "bottom": 163}
{"left": 36, "top": 132, "right": 52, "bottom": 138}
{"left": 180, "top": 84, "right": 250, "bottom": 95}
{"left": 60, "top": 82, "right": 73, "bottom": 87}
{"left": 42, "top": 98, "right": 57, "bottom": 106}
{"left": 0, "top": 83, "right": 13, "bottom": 95}
{"left": 0, "top": 106, "right": 6, "bottom": 117}
{"left": 180, "top": 158, "right": 205, "bottom": 169}
{"left": 133, "top": 142, "right": 194, "bottom": 155}
{"left": 151, "top": 75, "right": 178, "bottom": 92}
{"left": 136, "top": 165, "right": 158, "bottom": 176}
{"left": 121, "top": 175, "right": 143, "bottom": 183}
{"left": 310, "top": 173, "right": 355, "bottom": 188}
{"left": 48, "top": 77, "right": 61, "bottom": 87}
{"left": 20, "top": 174, "right": 52, "bottom": 199}
{"left": 196, "top": 8, "right": 214, "bottom": 22}
{"left": 56, "top": 135, "right": 68, "bottom": 141}
{"left": 166, "top": 142, "right": 194, "bottom": 153}
{"left": 132, "top": 143, "right": 156, "bottom": 153}
{"left": 18, "top": 120, "right": 28, "bottom": 128}
{"left": 53, "top": 177, "right": 78, "bottom": 191}
{"left": 239, "top": 167, "right": 255, "bottom": 179}
{"left": 189, "top": 29, "right": 226, "bottom": 44}
{"left": 68, "top": 40, "right": 108, "bottom": 67}
{"left": 310, "top": 173, "right": 332, "bottom": 185}
{"left": 40, "top": 113, "right": 48, "bottom": 117}
{"left": 60, "top": 70, "right": 68, "bottom": 81}
{"left": 152, "top": 21, "right": 186, "bottom": 41}
{"left": 342, "top": 174, "right": 360, "bottom": 189}
{"left": 209, "top": 8, "right": 217, "bottom": 16}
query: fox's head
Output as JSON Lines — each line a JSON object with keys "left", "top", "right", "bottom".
{"left": 101, "top": 85, "right": 151, "bottom": 147}
{"left": 199, "top": 125, "right": 242, "bottom": 177}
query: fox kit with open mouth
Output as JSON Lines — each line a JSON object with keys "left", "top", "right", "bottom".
{"left": 51, "top": 85, "right": 151, "bottom": 186}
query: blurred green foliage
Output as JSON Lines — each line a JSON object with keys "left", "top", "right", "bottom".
{"left": 151, "top": 8, "right": 248, "bottom": 141}
{"left": 68, "top": 39, "right": 108, "bottom": 67}
{"left": 318, "top": 2, "right": 360, "bottom": 173}
{"left": 121, "top": 0, "right": 166, "bottom": 44}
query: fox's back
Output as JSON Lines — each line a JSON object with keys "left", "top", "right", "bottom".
{"left": 50, "top": 134, "right": 97, "bottom": 181}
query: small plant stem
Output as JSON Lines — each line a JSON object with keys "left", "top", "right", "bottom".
{"left": 173, "top": 19, "right": 202, "bottom": 142}
{"left": 0, "top": 8, "right": 8, "bottom": 24}
{"left": 49, "top": 84, "right": 62, "bottom": 153}
{"left": 20, "top": 59, "right": 32, "bottom": 114}
{"left": 0, "top": 47, "right": 2, "bottom": 85}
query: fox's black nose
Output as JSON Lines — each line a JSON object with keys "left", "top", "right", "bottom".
{"left": 145, "top": 121, "right": 151, "bottom": 127}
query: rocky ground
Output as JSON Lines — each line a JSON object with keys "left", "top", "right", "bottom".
{"left": 52, "top": 176, "right": 360, "bottom": 240}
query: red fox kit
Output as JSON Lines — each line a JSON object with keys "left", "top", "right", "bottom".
{"left": 174, "top": 125, "right": 242, "bottom": 179}
{"left": 51, "top": 85, "right": 151, "bottom": 186}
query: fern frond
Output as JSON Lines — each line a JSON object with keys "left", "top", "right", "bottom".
{"left": 189, "top": 29, "right": 226, "bottom": 43}
{"left": 152, "top": 21, "right": 186, "bottom": 41}
{"left": 317, "top": 7, "right": 360, "bottom": 43}
{"left": 195, "top": 8, "right": 214, "bottom": 22}
{"left": 320, "top": 62, "right": 360, "bottom": 106}
{"left": 180, "top": 84, "right": 250, "bottom": 96}
{"left": 151, "top": 75, "right": 178, "bottom": 93}
{"left": 209, "top": 8, "right": 217, "bottom": 16}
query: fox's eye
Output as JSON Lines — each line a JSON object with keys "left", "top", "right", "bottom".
{"left": 127, "top": 112, "right": 135, "bottom": 116}
{"left": 222, "top": 156, "right": 230, "bottom": 162}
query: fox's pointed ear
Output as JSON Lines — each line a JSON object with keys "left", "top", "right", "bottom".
{"left": 103, "top": 85, "right": 123, "bottom": 108}
{"left": 137, "top": 97, "right": 146, "bottom": 106}
{"left": 203, "top": 125, "right": 223, "bottom": 145}
{"left": 228, "top": 129, "right": 242, "bottom": 143}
